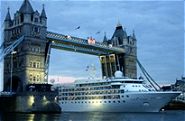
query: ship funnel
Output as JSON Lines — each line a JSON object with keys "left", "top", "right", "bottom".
{"left": 114, "top": 71, "right": 123, "bottom": 78}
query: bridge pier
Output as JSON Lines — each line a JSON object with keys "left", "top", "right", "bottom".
{"left": 0, "top": 92, "right": 61, "bottom": 113}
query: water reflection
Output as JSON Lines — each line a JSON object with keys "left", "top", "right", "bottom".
{"left": 28, "top": 114, "right": 35, "bottom": 121}
{"left": 1, "top": 111, "right": 185, "bottom": 121}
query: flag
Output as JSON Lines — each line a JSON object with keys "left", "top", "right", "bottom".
{"left": 96, "top": 31, "right": 100, "bottom": 34}
{"left": 75, "top": 26, "right": 80, "bottom": 30}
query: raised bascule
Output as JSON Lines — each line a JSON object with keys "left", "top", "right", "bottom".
{"left": 0, "top": 0, "right": 137, "bottom": 112}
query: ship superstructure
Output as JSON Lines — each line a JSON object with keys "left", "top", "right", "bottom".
{"left": 56, "top": 71, "right": 180, "bottom": 112}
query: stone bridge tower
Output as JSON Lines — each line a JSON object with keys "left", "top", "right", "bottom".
{"left": 3, "top": 0, "right": 47, "bottom": 92}
{"left": 101, "top": 22, "right": 137, "bottom": 79}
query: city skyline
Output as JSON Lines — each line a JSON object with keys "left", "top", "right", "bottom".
{"left": 0, "top": 0, "right": 184, "bottom": 91}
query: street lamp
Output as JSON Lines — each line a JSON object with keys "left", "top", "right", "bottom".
{"left": 10, "top": 50, "right": 17, "bottom": 93}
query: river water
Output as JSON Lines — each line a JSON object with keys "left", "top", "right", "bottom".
{"left": 0, "top": 111, "right": 185, "bottom": 121}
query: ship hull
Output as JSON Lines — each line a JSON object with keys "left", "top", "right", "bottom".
{"left": 59, "top": 91, "right": 180, "bottom": 112}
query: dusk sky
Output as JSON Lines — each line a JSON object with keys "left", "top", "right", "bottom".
{"left": 0, "top": 0, "right": 184, "bottom": 91}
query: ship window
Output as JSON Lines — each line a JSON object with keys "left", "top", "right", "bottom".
{"left": 123, "top": 100, "right": 125, "bottom": 103}
{"left": 109, "top": 101, "right": 111, "bottom": 103}
{"left": 104, "top": 101, "right": 106, "bottom": 103}
{"left": 121, "top": 90, "right": 124, "bottom": 93}
{"left": 118, "top": 101, "right": 120, "bottom": 103}
{"left": 113, "top": 101, "right": 116, "bottom": 103}
{"left": 126, "top": 95, "right": 129, "bottom": 98}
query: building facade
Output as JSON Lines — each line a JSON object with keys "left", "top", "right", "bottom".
{"left": 3, "top": 0, "right": 47, "bottom": 91}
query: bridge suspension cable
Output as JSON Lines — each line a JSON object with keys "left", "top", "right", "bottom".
{"left": 137, "top": 58, "right": 161, "bottom": 91}
{"left": 0, "top": 36, "right": 24, "bottom": 62}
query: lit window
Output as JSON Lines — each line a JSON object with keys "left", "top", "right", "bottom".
{"left": 29, "top": 74, "right": 32, "bottom": 81}
{"left": 33, "top": 76, "right": 36, "bottom": 82}
{"left": 37, "top": 75, "right": 39, "bottom": 82}
{"left": 36, "top": 63, "right": 40, "bottom": 68}
{"left": 33, "top": 62, "right": 36, "bottom": 68}
{"left": 30, "top": 62, "right": 32, "bottom": 67}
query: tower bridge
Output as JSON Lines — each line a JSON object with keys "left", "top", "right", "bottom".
{"left": 1, "top": 0, "right": 137, "bottom": 93}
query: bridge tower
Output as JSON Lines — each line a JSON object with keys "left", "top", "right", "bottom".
{"left": 101, "top": 22, "right": 137, "bottom": 78}
{"left": 3, "top": 0, "right": 47, "bottom": 92}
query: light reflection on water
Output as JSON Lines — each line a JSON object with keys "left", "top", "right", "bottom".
{"left": 1, "top": 111, "right": 185, "bottom": 121}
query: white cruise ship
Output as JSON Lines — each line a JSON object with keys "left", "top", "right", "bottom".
{"left": 56, "top": 71, "right": 180, "bottom": 112}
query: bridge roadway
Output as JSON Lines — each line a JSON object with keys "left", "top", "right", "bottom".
{"left": 46, "top": 31, "right": 125, "bottom": 56}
